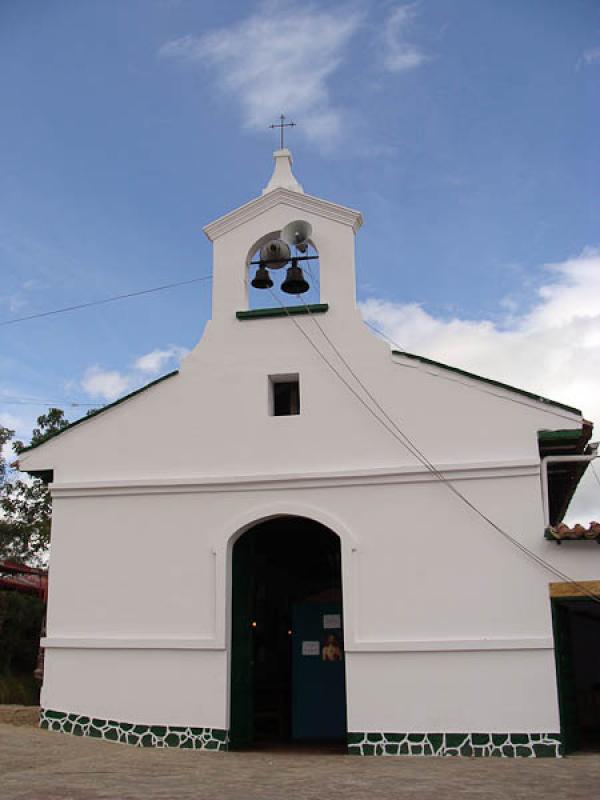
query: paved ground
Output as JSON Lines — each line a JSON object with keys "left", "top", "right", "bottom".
{"left": 2, "top": 720, "right": 600, "bottom": 800}
{"left": 0, "top": 705, "right": 39, "bottom": 727}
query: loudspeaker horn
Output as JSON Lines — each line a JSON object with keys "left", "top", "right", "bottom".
{"left": 281, "top": 220, "right": 313, "bottom": 253}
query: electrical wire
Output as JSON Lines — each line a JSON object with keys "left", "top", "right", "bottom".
{"left": 0, "top": 275, "right": 213, "bottom": 327}
{"left": 298, "top": 264, "right": 580, "bottom": 424}
{"left": 251, "top": 263, "right": 600, "bottom": 602}
{"left": 295, "top": 294, "right": 600, "bottom": 601}
{"left": 303, "top": 259, "right": 405, "bottom": 350}
{"left": 0, "top": 398, "right": 99, "bottom": 408}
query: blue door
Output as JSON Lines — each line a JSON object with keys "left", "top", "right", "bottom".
{"left": 291, "top": 602, "right": 346, "bottom": 740}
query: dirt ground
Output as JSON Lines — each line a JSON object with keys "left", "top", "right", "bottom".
{"left": 1, "top": 714, "right": 599, "bottom": 800}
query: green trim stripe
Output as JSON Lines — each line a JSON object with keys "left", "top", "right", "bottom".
{"left": 538, "top": 429, "right": 584, "bottom": 445}
{"left": 40, "top": 708, "right": 228, "bottom": 750}
{"left": 391, "top": 349, "right": 581, "bottom": 415}
{"left": 348, "top": 731, "right": 562, "bottom": 757}
{"left": 236, "top": 303, "right": 329, "bottom": 320}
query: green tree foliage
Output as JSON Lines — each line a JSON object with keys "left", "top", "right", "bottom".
{"left": 0, "top": 409, "right": 69, "bottom": 565}
{"left": 0, "top": 590, "right": 44, "bottom": 703}
{"left": 0, "top": 591, "right": 44, "bottom": 674}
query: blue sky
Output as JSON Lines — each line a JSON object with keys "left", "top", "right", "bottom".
{"left": 1, "top": 0, "right": 599, "bottom": 517}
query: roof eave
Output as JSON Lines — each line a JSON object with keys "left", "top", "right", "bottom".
{"left": 203, "top": 188, "right": 363, "bottom": 242}
{"left": 539, "top": 422, "right": 594, "bottom": 525}
{"left": 391, "top": 349, "right": 582, "bottom": 416}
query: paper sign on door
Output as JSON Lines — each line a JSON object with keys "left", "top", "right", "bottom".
{"left": 301, "top": 641, "right": 320, "bottom": 656}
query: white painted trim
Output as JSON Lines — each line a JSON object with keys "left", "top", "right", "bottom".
{"left": 41, "top": 637, "right": 224, "bottom": 650}
{"left": 348, "top": 637, "right": 554, "bottom": 652}
{"left": 41, "top": 636, "right": 552, "bottom": 653}
{"left": 50, "top": 461, "right": 540, "bottom": 498}
{"left": 203, "top": 188, "right": 363, "bottom": 241}
{"left": 215, "top": 500, "right": 360, "bottom": 653}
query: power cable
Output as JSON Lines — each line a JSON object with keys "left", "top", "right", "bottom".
{"left": 253, "top": 267, "right": 600, "bottom": 602}
{"left": 298, "top": 264, "right": 579, "bottom": 423}
{"left": 0, "top": 275, "right": 213, "bottom": 327}
{"left": 295, "top": 294, "right": 600, "bottom": 601}
{"left": 302, "top": 260, "right": 406, "bottom": 350}
{"left": 0, "top": 398, "right": 99, "bottom": 408}
{"left": 246, "top": 270, "right": 414, "bottom": 453}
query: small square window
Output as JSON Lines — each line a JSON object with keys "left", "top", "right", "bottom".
{"left": 269, "top": 374, "right": 300, "bottom": 416}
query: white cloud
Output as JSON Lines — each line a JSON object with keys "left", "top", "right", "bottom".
{"left": 582, "top": 47, "right": 600, "bottom": 65}
{"left": 359, "top": 247, "right": 600, "bottom": 523}
{"left": 380, "top": 4, "right": 428, "bottom": 73}
{"left": 1, "top": 410, "right": 42, "bottom": 467}
{"left": 159, "top": 1, "right": 363, "bottom": 150}
{"left": 134, "top": 346, "right": 188, "bottom": 375}
{"left": 0, "top": 413, "right": 24, "bottom": 464}
{"left": 80, "top": 346, "right": 188, "bottom": 402}
{"left": 81, "top": 368, "right": 132, "bottom": 402}
{"left": 0, "top": 411, "right": 30, "bottom": 434}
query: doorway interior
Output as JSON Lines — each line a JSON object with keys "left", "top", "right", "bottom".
{"left": 552, "top": 597, "right": 600, "bottom": 753}
{"left": 229, "top": 516, "right": 347, "bottom": 751}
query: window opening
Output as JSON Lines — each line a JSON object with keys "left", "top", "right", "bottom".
{"left": 270, "top": 375, "right": 300, "bottom": 416}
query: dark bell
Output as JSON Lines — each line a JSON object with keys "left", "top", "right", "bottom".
{"left": 281, "top": 261, "right": 309, "bottom": 295}
{"left": 251, "top": 265, "right": 273, "bottom": 289}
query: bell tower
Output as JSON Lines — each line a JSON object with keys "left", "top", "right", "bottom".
{"left": 203, "top": 148, "right": 364, "bottom": 325}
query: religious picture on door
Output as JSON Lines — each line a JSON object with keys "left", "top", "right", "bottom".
{"left": 322, "top": 633, "right": 343, "bottom": 662}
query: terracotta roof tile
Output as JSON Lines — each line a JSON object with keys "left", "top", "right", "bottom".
{"left": 545, "top": 521, "right": 600, "bottom": 542}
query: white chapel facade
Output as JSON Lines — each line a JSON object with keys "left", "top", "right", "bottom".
{"left": 17, "top": 149, "right": 599, "bottom": 756}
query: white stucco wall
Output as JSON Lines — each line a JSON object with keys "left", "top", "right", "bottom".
{"left": 39, "top": 474, "right": 600, "bottom": 732}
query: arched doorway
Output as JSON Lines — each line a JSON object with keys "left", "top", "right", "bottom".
{"left": 229, "top": 516, "right": 347, "bottom": 750}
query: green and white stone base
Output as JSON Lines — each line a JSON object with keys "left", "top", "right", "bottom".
{"left": 347, "top": 732, "right": 562, "bottom": 757}
{"left": 40, "top": 709, "right": 228, "bottom": 750}
{"left": 40, "top": 710, "right": 561, "bottom": 756}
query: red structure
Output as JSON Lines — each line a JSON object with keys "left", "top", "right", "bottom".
{"left": 0, "top": 560, "right": 47, "bottom": 600}
{"left": 0, "top": 561, "right": 48, "bottom": 682}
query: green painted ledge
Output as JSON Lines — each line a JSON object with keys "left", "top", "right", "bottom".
{"left": 236, "top": 303, "right": 329, "bottom": 320}
{"left": 538, "top": 429, "right": 584, "bottom": 445}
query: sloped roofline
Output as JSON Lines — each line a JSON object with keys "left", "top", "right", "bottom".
{"left": 17, "top": 371, "right": 179, "bottom": 458}
{"left": 391, "top": 349, "right": 581, "bottom": 416}
{"left": 203, "top": 187, "right": 363, "bottom": 241}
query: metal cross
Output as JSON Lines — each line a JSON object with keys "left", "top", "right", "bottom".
{"left": 269, "top": 114, "right": 296, "bottom": 149}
